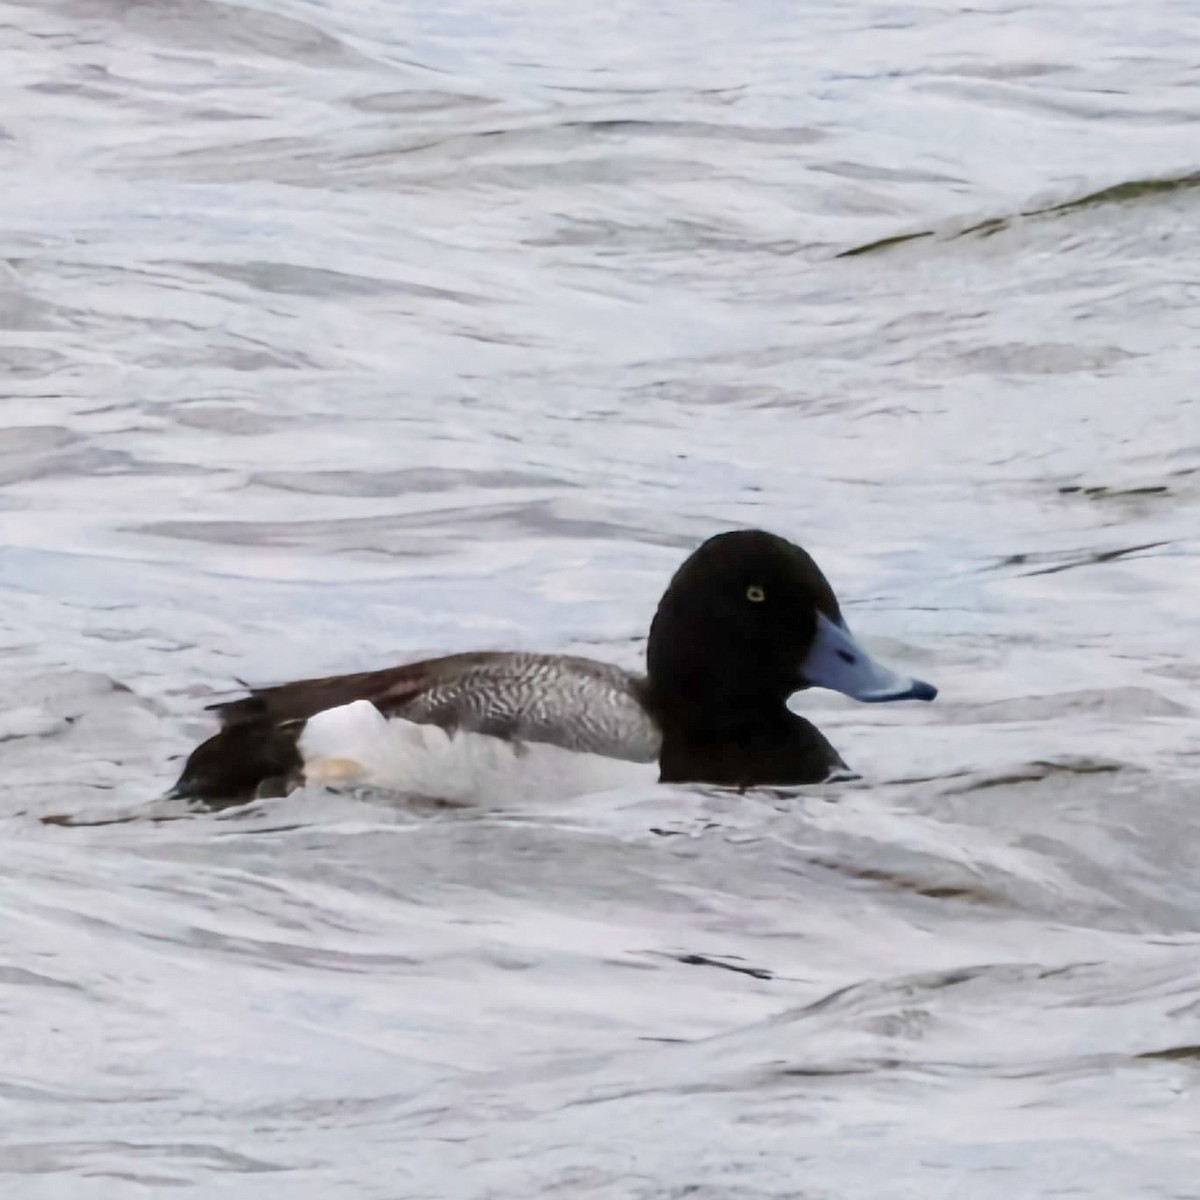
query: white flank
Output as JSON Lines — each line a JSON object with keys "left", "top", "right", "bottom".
{"left": 298, "top": 700, "right": 655, "bottom": 807}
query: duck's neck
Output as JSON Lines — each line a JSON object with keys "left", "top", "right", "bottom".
{"left": 649, "top": 700, "right": 845, "bottom": 788}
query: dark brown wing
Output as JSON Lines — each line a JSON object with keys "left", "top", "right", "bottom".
{"left": 208, "top": 659, "right": 452, "bottom": 729}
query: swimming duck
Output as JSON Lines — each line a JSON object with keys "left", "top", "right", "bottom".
{"left": 174, "top": 529, "right": 935, "bottom": 804}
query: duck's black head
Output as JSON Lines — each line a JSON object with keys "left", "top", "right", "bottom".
{"left": 646, "top": 529, "right": 935, "bottom": 786}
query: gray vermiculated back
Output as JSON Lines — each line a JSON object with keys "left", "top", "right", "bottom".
{"left": 390, "top": 653, "right": 661, "bottom": 762}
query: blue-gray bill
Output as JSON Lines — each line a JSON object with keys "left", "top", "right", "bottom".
{"left": 800, "top": 613, "right": 937, "bottom": 703}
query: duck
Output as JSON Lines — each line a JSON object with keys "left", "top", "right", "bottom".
{"left": 173, "top": 529, "right": 936, "bottom": 805}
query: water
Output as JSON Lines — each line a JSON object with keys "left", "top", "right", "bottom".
{"left": 3, "top": 0, "right": 1200, "bottom": 1194}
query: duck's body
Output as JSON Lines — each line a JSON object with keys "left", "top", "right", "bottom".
{"left": 179, "top": 652, "right": 660, "bottom": 803}
{"left": 175, "top": 530, "right": 936, "bottom": 805}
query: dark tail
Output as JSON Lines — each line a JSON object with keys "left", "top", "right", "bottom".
{"left": 172, "top": 716, "right": 305, "bottom": 807}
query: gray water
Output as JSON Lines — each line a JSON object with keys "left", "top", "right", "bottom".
{"left": 3, "top": 0, "right": 1200, "bottom": 1195}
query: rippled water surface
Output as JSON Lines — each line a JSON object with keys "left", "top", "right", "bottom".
{"left": 3, "top": 0, "right": 1200, "bottom": 1195}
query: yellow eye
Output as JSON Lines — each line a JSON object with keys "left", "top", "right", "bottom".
{"left": 746, "top": 585, "right": 766, "bottom": 603}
